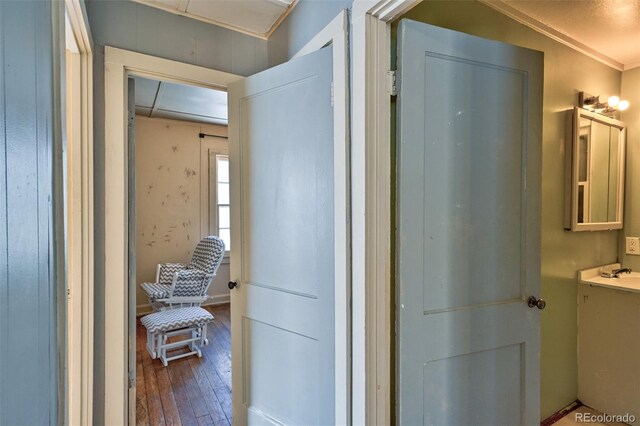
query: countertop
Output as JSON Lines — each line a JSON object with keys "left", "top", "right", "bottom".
{"left": 579, "top": 263, "right": 640, "bottom": 294}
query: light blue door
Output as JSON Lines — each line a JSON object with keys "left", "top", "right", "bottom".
{"left": 397, "top": 20, "right": 543, "bottom": 425}
{"left": 228, "top": 46, "right": 335, "bottom": 425}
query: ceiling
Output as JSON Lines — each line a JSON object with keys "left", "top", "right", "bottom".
{"left": 133, "top": 76, "right": 228, "bottom": 125}
{"left": 129, "top": 1, "right": 639, "bottom": 69}
{"left": 131, "top": 0, "right": 297, "bottom": 39}
{"left": 485, "top": 0, "right": 640, "bottom": 70}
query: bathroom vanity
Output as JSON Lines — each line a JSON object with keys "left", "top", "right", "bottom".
{"left": 578, "top": 264, "right": 640, "bottom": 424}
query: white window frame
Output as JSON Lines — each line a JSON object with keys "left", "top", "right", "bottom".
{"left": 198, "top": 134, "right": 229, "bottom": 260}
{"left": 207, "top": 149, "right": 231, "bottom": 261}
{"left": 212, "top": 153, "right": 231, "bottom": 250}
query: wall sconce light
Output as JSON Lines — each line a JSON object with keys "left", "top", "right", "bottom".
{"left": 579, "top": 91, "right": 630, "bottom": 115}
{"left": 619, "top": 100, "right": 630, "bottom": 111}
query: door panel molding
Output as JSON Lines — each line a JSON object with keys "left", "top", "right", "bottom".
{"left": 396, "top": 19, "right": 542, "bottom": 424}
{"left": 229, "top": 44, "right": 338, "bottom": 425}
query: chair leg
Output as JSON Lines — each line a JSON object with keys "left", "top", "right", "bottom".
{"left": 148, "top": 296, "right": 158, "bottom": 312}
{"left": 160, "top": 333, "right": 168, "bottom": 367}
{"left": 201, "top": 324, "right": 208, "bottom": 346}
{"left": 144, "top": 320, "right": 212, "bottom": 366}
{"left": 189, "top": 329, "right": 197, "bottom": 352}
{"left": 146, "top": 330, "right": 157, "bottom": 359}
{"left": 158, "top": 333, "right": 163, "bottom": 358}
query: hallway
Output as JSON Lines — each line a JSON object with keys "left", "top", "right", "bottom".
{"left": 136, "top": 304, "right": 232, "bottom": 426}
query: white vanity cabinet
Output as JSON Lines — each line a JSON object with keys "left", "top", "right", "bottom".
{"left": 578, "top": 266, "right": 640, "bottom": 424}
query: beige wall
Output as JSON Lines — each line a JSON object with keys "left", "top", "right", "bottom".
{"left": 394, "top": 1, "right": 622, "bottom": 419}
{"left": 620, "top": 68, "right": 640, "bottom": 269}
{"left": 135, "top": 115, "right": 230, "bottom": 314}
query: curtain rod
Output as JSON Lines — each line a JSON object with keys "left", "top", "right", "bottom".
{"left": 199, "top": 132, "right": 228, "bottom": 139}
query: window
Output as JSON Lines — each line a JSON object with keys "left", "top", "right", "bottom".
{"left": 214, "top": 154, "right": 231, "bottom": 251}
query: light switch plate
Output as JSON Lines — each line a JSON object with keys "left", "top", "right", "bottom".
{"left": 626, "top": 237, "right": 640, "bottom": 255}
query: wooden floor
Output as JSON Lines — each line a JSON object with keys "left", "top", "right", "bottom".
{"left": 136, "top": 303, "right": 232, "bottom": 426}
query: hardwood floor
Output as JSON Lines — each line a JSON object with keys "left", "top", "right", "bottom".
{"left": 136, "top": 303, "right": 232, "bottom": 426}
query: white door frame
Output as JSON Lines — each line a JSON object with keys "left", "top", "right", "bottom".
{"left": 103, "top": 9, "right": 349, "bottom": 422}
{"left": 103, "top": 47, "right": 242, "bottom": 425}
{"left": 291, "top": 10, "right": 350, "bottom": 425}
{"left": 350, "top": 1, "right": 420, "bottom": 424}
{"left": 64, "top": 0, "right": 95, "bottom": 425}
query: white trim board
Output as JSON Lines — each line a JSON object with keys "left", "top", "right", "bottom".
{"left": 103, "top": 47, "right": 242, "bottom": 425}
{"left": 63, "top": 0, "right": 94, "bottom": 424}
{"left": 352, "top": 0, "right": 420, "bottom": 22}
{"left": 479, "top": 0, "right": 626, "bottom": 71}
{"left": 350, "top": 1, "right": 421, "bottom": 425}
{"left": 65, "top": 0, "right": 93, "bottom": 53}
{"left": 292, "top": 10, "right": 346, "bottom": 59}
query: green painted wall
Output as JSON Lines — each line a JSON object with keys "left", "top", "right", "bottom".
{"left": 620, "top": 68, "right": 640, "bottom": 269}
{"left": 392, "top": 1, "right": 622, "bottom": 420}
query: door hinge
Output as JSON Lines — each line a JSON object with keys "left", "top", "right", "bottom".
{"left": 387, "top": 70, "right": 397, "bottom": 96}
{"left": 67, "top": 288, "right": 71, "bottom": 299}
{"left": 330, "top": 81, "right": 334, "bottom": 108}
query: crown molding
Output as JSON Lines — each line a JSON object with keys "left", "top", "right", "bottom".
{"left": 479, "top": 0, "right": 625, "bottom": 71}
{"left": 624, "top": 62, "right": 640, "bottom": 72}
{"left": 130, "top": 0, "right": 298, "bottom": 40}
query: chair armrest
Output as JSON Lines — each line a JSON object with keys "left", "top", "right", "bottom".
{"left": 175, "top": 269, "right": 208, "bottom": 281}
{"left": 157, "top": 296, "right": 210, "bottom": 304}
{"left": 172, "top": 270, "right": 211, "bottom": 297}
{"left": 157, "top": 263, "right": 188, "bottom": 284}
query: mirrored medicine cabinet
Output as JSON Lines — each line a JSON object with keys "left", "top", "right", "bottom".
{"left": 565, "top": 107, "right": 626, "bottom": 231}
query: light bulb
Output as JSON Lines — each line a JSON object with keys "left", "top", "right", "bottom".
{"left": 608, "top": 96, "right": 620, "bottom": 107}
{"left": 619, "top": 100, "right": 630, "bottom": 111}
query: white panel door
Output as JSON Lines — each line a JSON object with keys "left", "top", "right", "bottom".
{"left": 228, "top": 46, "right": 336, "bottom": 425}
{"left": 397, "top": 20, "right": 543, "bottom": 425}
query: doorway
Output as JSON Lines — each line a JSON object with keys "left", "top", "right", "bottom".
{"left": 129, "top": 75, "right": 233, "bottom": 424}
{"left": 387, "top": 0, "right": 622, "bottom": 423}
{"left": 393, "top": 17, "right": 543, "bottom": 425}
{"left": 102, "top": 47, "right": 241, "bottom": 424}
{"left": 103, "top": 9, "right": 349, "bottom": 423}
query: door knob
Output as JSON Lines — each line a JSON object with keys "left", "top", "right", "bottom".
{"left": 228, "top": 281, "right": 238, "bottom": 290}
{"left": 527, "top": 296, "right": 546, "bottom": 310}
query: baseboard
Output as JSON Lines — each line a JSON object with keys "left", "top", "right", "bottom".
{"left": 541, "top": 400, "right": 583, "bottom": 426}
{"left": 136, "top": 294, "right": 230, "bottom": 316}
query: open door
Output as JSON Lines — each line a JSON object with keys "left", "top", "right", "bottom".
{"left": 396, "top": 20, "right": 543, "bottom": 425}
{"left": 228, "top": 42, "right": 346, "bottom": 424}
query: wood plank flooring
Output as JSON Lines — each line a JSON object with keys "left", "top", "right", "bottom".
{"left": 136, "top": 303, "right": 232, "bottom": 426}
